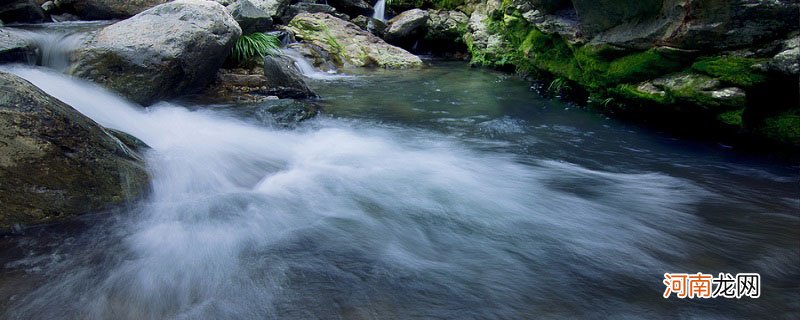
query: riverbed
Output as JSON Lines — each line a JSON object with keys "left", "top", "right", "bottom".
{"left": 1, "top": 61, "right": 798, "bottom": 319}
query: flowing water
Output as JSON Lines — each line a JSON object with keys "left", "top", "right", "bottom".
{"left": 0, "top": 61, "right": 798, "bottom": 319}
{"left": 373, "top": 0, "right": 386, "bottom": 22}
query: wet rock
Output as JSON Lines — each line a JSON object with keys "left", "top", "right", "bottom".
{"left": 765, "top": 35, "right": 799, "bottom": 76}
{"left": 386, "top": 9, "right": 428, "bottom": 43}
{"left": 70, "top": 0, "right": 241, "bottom": 105}
{"left": 351, "top": 15, "right": 386, "bottom": 37}
{"left": 55, "top": 0, "right": 170, "bottom": 20}
{"left": 286, "top": 42, "right": 338, "bottom": 71}
{"left": 0, "top": 0, "right": 45, "bottom": 23}
{"left": 287, "top": 12, "right": 421, "bottom": 68}
{"left": 0, "top": 29, "right": 36, "bottom": 64}
{"left": 228, "top": 0, "right": 273, "bottom": 34}
{"left": 262, "top": 54, "right": 316, "bottom": 98}
{"left": 0, "top": 71, "right": 149, "bottom": 229}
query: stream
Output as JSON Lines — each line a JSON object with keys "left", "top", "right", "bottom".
{"left": 0, "top": 57, "right": 797, "bottom": 318}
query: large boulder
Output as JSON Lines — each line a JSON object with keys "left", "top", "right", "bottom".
{"left": 0, "top": 29, "right": 36, "bottom": 64}
{"left": 228, "top": 0, "right": 273, "bottom": 34}
{"left": 0, "top": 71, "right": 149, "bottom": 229}
{"left": 287, "top": 12, "right": 422, "bottom": 68}
{"left": 54, "top": 0, "right": 170, "bottom": 20}
{"left": 69, "top": 0, "right": 241, "bottom": 105}
{"left": 0, "top": 0, "right": 45, "bottom": 23}
{"left": 386, "top": 8, "right": 428, "bottom": 44}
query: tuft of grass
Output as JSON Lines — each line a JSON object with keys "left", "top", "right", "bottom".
{"left": 231, "top": 33, "right": 281, "bottom": 63}
{"left": 717, "top": 109, "right": 744, "bottom": 127}
{"left": 691, "top": 56, "right": 768, "bottom": 88}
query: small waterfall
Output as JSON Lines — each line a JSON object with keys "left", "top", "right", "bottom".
{"left": 372, "top": 0, "right": 386, "bottom": 22}
{"left": 5, "top": 27, "right": 89, "bottom": 72}
{"left": 281, "top": 48, "right": 350, "bottom": 80}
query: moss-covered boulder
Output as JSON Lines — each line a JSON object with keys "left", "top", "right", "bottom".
{"left": 69, "top": 0, "right": 241, "bottom": 105}
{"left": 613, "top": 73, "right": 746, "bottom": 110}
{"left": 286, "top": 12, "right": 422, "bottom": 68}
{"left": 0, "top": 71, "right": 149, "bottom": 229}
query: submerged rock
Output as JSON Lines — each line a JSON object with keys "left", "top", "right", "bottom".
{"left": 70, "top": 0, "right": 241, "bottom": 105}
{"left": 0, "top": 71, "right": 149, "bottom": 229}
{"left": 0, "top": 29, "right": 36, "bottom": 64}
{"left": 287, "top": 12, "right": 422, "bottom": 69}
{"left": 55, "top": 0, "right": 170, "bottom": 20}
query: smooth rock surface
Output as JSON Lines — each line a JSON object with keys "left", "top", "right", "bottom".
{"left": 0, "top": 71, "right": 149, "bottom": 229}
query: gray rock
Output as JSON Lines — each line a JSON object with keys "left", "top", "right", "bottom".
{"left": 0, "top": 0, "right": 45, "bottom": 23}
{"left": 386, "top": 9, "right": 428, "bottom": 43}
{"left": 70, "top": 0, "right": 242, "bottom": 105}
{"left": 286, "top": 42, "right": 338, "bottom": 71}
{"left": 351, "top": 15, "right": 387, "bottom": 37}
{"left": 652, "top": 72, "right": 746, "bottom": 109}
{"left": 326, "top": 0, "right": 372, "bottom": 18}
{"left": 56, "top": 0, "right": 170, "bottom": 20}
{"left": 262, "top": 54, "right": 316, "bottom": 98}
{"left": 245, "top": 0, "right": 291, "bottom": 19}
{"left": 0, "top": 71, "right": 149, "bottom": 229}
{"left": 228, "top": 0, "right": 273, "bottom": 34}
{"left": 425, "top": 10, "right": 468, "bottom": 41}
{"left": 576, "top": 0, "right": 800, "bottom": 52}
{"left": 766, "top": 35, "right": 800, "bottom": 76}
{"left": 0, "top": 29, "right": 36, "bottom": 64}
{"left": 287, "top": 12, "right": 422, "bottom": 69}
{"left": 282, "top": 3, "right": 337, "bottom": 24}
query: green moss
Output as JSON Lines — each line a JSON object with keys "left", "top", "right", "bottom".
{"left": 609, "top": 84, "right": 672, "bottom": 105}
{"left": 759, "top": 112, "right": 800, "bottom": 145}
{"left": 605, "top": 50, "right": 683, "bottom": 85}
{"left": 691, "top": 56, "right": 768, "bottom": 88}
{"left": 718, "top": 109, "right": 744, "bottom": 127}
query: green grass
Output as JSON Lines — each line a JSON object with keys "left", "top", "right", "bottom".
{"left": 230, "top": 33, "right": 281, "bottom": 64}
{"left": 718, "top": 109, "right": 744, "bottom": 127}
{"left": 691, "top": 56, "right": 768, "bottom": 88}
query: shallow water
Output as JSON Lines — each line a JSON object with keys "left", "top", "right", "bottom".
{"left": 1, "top": 62, "right": 798, "bottom": 319}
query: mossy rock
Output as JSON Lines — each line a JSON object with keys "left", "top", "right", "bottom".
{"left": 757, "top": 111, "right": 800, "bottom": 146}
{"left": 691, "top": 56, "right": 768, "bottom": 88}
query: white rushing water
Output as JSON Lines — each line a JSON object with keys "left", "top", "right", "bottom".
{"left": 1, "top": 65, "right": 720, "bottom": 318}
{"left": 373, "top": 0, "right": 386, "bottom": 22}
{"left": 281, "top": 48, "right": 351, "bottom": 81}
